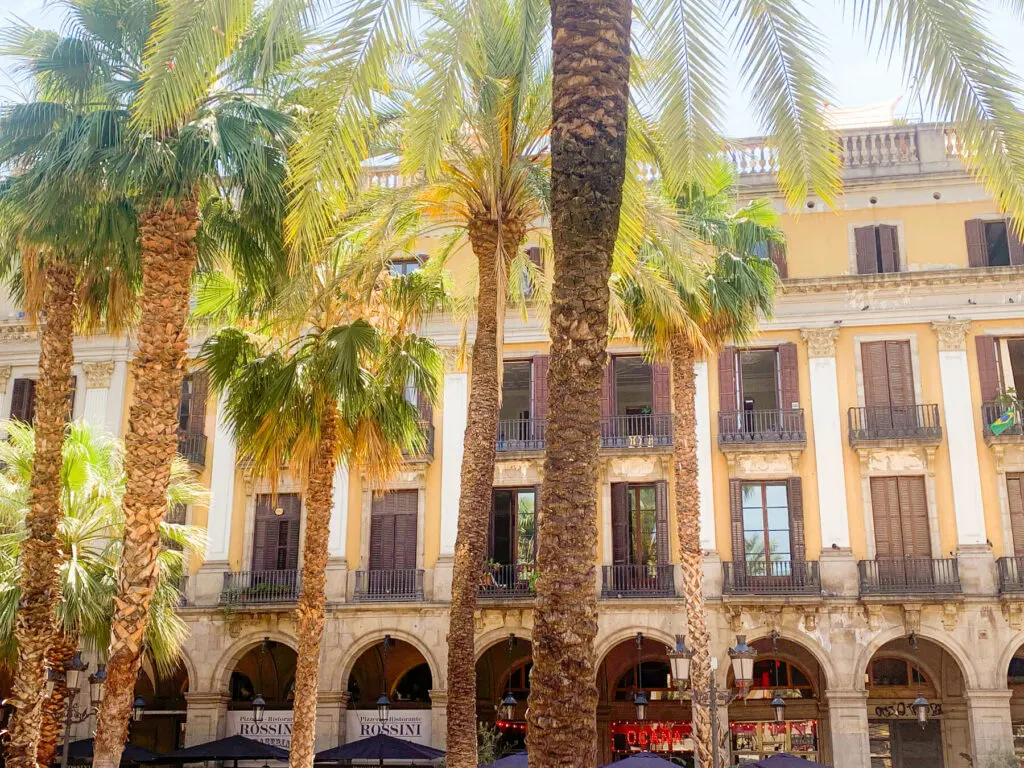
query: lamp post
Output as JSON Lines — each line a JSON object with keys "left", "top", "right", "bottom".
{"left": 498, "top": 634, "right": 519, "bottom": 721}
{"left": 668, "top": 634, "right": 758, "bottom": 768}
{"left": 376, "top": 635, "right": 393, "bottom": 723}
{"left": 52, "top": 652, "right": 107, "bottom": 768}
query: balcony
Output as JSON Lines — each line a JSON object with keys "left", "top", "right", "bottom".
{"left": 722, "top": 561, "right": 821, "bottom": 596}
{"left": 353, "top": 569, "right": 424, "bottom": 602}
{"left": 858, "top": 558, "right": 961, "bottom": 596}
{"left": 600, "top": 414, "right": 672, "bottom": 450}
{"left": 848, "top": 405, "right": 942, "bottom": 447}
{"left": 177, "top": 431, "right": 207, "bottom": 469}
{"left": 496, "top": 419, "right": 546, "bottom": 453}
{"left": 601, "top": 564, "right": 675, "bottom": 598}
{"left": 717, "top": 409, "right": 806, "bottom": 450}
{"left": 982, "top": 402, "right": 1024, "bottom": 445}
{"left": 220, "top": 570, "right": 300, "bottom": 605}
{"left": 479, "top": 563, "right": 536, "bottom": 599}
{"left": 403, "top": 422, "right": 435, "bottom": 461}
{"left": 998, "top": 557, "right": 1024, "bottom": 594}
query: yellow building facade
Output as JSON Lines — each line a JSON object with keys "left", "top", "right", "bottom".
{"left": 21, "top": 122, "right": 1024, "bottom": 767}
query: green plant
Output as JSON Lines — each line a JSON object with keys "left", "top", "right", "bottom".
{"left": 476, "top": 722, "right": 506, "bottom": 765}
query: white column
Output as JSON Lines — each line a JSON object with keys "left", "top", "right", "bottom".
{"left": 81, "top": 361, "right": 114, "bottom": 429}
{"left": 205, "top": 395, "right": 236, "bottom": 563}
{"left": 105, "top": 360, "right": 128, "bottom": 436}
{"left": 933, "top": 320, "right": 987, "bottom": 546}
{"left": 827, "top": 690, "right": 871, "bottom": 768}
{"left": 694, "top": 361, "right": 716, "bottom": 550}
{"left": 327, "top": 463, "right": 350, "bottom": 560}
{"left": 965, "top": 689, "right": 1014, "bottom": 765}
{"left": 439, "top": 353, "right": 468, "bottom": 559}
{"left": 801, "top": 327, "right": 851, "bottom": 548}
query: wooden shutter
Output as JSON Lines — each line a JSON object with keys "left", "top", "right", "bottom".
{"left": 369, "top": 514, "right": 393, "bottom": 571}
{"left": 189, "top": 372, "right": 208, "bottom": 433}
{"left": 768, "top": 241, "right": 788, "bottom": 279}
{"left": 718, "top": 347, "right": 737, "bottom": 412}
{"left": 371, "top": 490, "right": 417, "bottom": 570}
{"left": 965, "top": 219, "right": 988, "bottom": 267}
{"left": 976, "top": 336, "right": 1002, "bottom": 402}
{"left": 394, "top": 501, "right": 418, "bottom": 570}
{"left": 533, "top": 484, "right": 541, "bottom": 560}
{"left": 177, "top": 376, "right": 193, "bottom": 431}
{"left": 532, "top": 355, "right": 549, "bottom": 421}
{"left": 854, "top": 226, "right": 879, "bottom": 274}
{"left": 861, "top": 341, "right": 891, "bottom": 409}
{"left": 1010, "top": 220, "right": 1024, "bottom": 265}
{"left": 878, "top": 224, "right": 899, "bottom": 273}
{"left": 10, "top": 378, "right": 35, "bottom": 424}
{"left": 527, "top": 246, "right": 543, "bottom": 269}
{"left": 778, "top": 343, "right": 799, "bottom": 410}
{"left": 611, "top": 483, "right": 630, "bottom": 564}
{"left": 252, "top": 496, "right": 280, "bottom": 571}
{"left": 654, "top": 480, "right": 670, "bottom": 565}
{"left": 652, "top": 363, "right": 671, "bottom": 415}
{"left": 416, "top": 388, "right": 433, "bottom": 425}
{"left": 870, "top": 477, "right": 903, "bottom": 559}
{"left": 885, "top": 340, "right": 916, "bottom": 408}
{"left": 1007, "top": 474, "right": 1024, "bottom": 554}
{"left": 281, "top": 494, "right": 302, "bottom": 570}
{"left": 65, "top": 375, "right": 77, "bottom": 422}
{"left": 729, "top": 480, "right": 745, "bottom": 566}
{"left": 787, "top": 477, "right": 805, "bottom": 564}
{"left": 897, "top": 476, "right": 931, "bottom": 558}
{"left": 600, "top": 359, "right": 616, "bottom": 418}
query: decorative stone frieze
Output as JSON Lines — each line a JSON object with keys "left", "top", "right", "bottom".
{"left": 726, "top": 449, "right": 802, "bottom": 477}
{"left": 931, "top": 318, "right": 971, "bottom": 351}
{"left": 0, "top": 323, "right": 37, "bottom": 343}
{"left": 82, "top": 361, "right": 115, "bottom": 389}
{"left": 800, "top": 326, "right": 840, "bottom": 358}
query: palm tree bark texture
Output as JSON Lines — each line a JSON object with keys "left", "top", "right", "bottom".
{"left": 526, "top": 1, "right": 631, "bottom": 766}
{"left": 445, "top": 217, "right": 525, "bottom": 768}
{"left": 35, "top": 633, "right": 80, "bottom": 767}
{"left": 669, "top": 336, "right": 720, "bottom": 768}
{"left": 5, "top": 262, "right": 79, "bottom": 768}
{"left": 289, "top": 408, "right": 340, "bottom": 768}
{"left": 92, "top": 199, "right": 199, "bottom": 768}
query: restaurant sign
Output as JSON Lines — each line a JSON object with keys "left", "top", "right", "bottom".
{"left": 345, "top": 710, "right": 432, "bottom": 745}
{"left": 227, "top": 710, "right": 294, "bottom": 749}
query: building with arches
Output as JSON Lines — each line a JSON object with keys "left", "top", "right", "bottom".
{"left": 20, "top": 119, "right": 1024, "bottom": 766}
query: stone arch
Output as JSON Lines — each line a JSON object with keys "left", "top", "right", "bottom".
{"left": 594, "top": 626, "right": 676, "bottom": 669}
{"left": 854, "top": 626, "right": 979, "bottom": 691}
{"left": 996, "top": 630, "right": 1024, "bottom": 690}
{"left": 741, "top": 628, "right": 838, "bottom": 691}
{"left": 331, "top": 629, "right": 443, "bottom": 693}
{"left": 475, "top": 627, "right": 534, "bottom": 663}
{"left": 209, "top": 630, "right": 298, "bottom": 693}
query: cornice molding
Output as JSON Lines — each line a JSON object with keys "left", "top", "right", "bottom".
{"left": 779, "top": 265, "right": 1024, "bottom": 295}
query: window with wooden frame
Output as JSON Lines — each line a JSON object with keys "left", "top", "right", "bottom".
{"left": 854, "top": 224, "right": 901, "bottom": 274}
{"left": 1007, "top": 474, "right": 1024, "bottom": 554}
{"left": 177, "top": 372, "right": 208, "bottom": 435}
{"left": 867, "top": 658, "right": 929, "bottom": 689}
{"left": 387, "top": 254, "right": 426, "bottom": 276}
{"left": 729, "top": 479, "right": 805, "bottom": 577}
{"left": 489, "top": 487, "right": 538, "bottom": 566}
{"left": 869, "top": 476, "right": 930, "bottom": 560}
{"left": 753, "top": 239, "right": 788, "bottom": 278}
{"left": 611, "top": 482, "right": 669, "bottom": 568}
{"left": 747, "top": 658, "right": 815, "bottom": 700}
{"left": 600, "top": 356, "right": 671, "bottom": 418}
{"left": 9, "top": 376, "right": 77, "bottom": 424}
{"left": 613, "top": 661, "right": 675, "bottom": 701}
{"left": 499, "top": 660, "right": 533, "bottom": 700}
{"left": 251, "top": 493, "right": 302, "bottom": 572}
{"left": 965, "top": 218, "right": 1024, "bottom": 267}
{"left": 719, "top": 344, "right": 799, "bottom": 414}
{"left": 368, "top": 489, "right": 418, "bottom": 571}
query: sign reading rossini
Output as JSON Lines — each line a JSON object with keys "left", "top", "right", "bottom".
{"left": 345, "top": 710, "right": 432, "bottom": 745}
{"left": 228, "top": 711, "right": 294, "bottom": 749}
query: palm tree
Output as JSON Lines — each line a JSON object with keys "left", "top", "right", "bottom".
{"left": 615, "top": 162, "right": 780, "bottom": 766}
{"left": 0, "top": 3, "right": 293, "bottom": 763}
{"left": 199, "top": 262, "right": 442, "bottom": 768}
{"left": 0, "top": 420, "right": 206, "bottom": 765}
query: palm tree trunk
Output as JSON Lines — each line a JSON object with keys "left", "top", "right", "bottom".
{"left": 669, "top": 335, "right": 719, "bottom": 767}
{"left": 92, "top": 199, "right": 199, "bottom": 768}
{"left": 36, "top": 633, "right": 80, "bottom": 767}
{"left": 445, "top": 218, "right": 523, "bottom": 768}
{"left": 4, "top": 262, "right": 78, "bottom": 768}
{"left": 526, "top": 1, "right": 631, "bottom": 765}
{"left": 289, "top": 407, "right": 339, "bottom": 768}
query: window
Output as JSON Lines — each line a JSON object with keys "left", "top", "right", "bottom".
{"left": 9, "top": 376, "right": 77, "bottom": 424}
{"left": 870, "top": 476, "right": 930, "bottom": 560}
{"left": 499, "top": 361, "right": 533, "bottom": 422}
{"left": 868, "top": 658, "right": 928, "bottom": 688}
{"left": 369, "top": 490, "right": 418, "bottom": 571}
{"left": 500, "top": 660, "right": 533, "bottom": 700}
{"left": 490, "top": 488, "right": 536, "bottom": 566}
{"left": 738, "top": 349, "right": 780, "bottom": 411}
{"left": 614, "top": 661, "right": 675, "bottom": 701}
{"left": 177, "top": 372, "right": 208, "bottom": 434}
{"left": 860, "top": 340, "right": 916, "bottom": 424}
{"left": 719, "top": 344, "right": 799, "bottom": 417}
{"left": 753, "top": 240, "right": 788, "bottom": 278}
{"left": 741, "top": 483, "right": 791, "bottom": 573}
{"left": 853, "top": 224, "right": 900, "bottom": 274}
{"left": 393, "top": 663, "right": 432, "bottom": 702}
{"left": 613, "top": 356, "right": 654, "bottom": 416}
{"left": 966, "top": 218, "right": 1024, "bottom": 267}
{"left": 611, "top": 481, "right": 669, "bottom": 568}
{"left": 251, "top": 494, "right": 302, "bottom": 572}
{"left": 388, "top": 256, "right": 423, "bottom": 276}
{"left": 747, "top": 659, "right": 814, "bottom": 700}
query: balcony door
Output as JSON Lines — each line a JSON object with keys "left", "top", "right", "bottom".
{"left": 861, "top": 340, "right": 916, "bottom": 432}
{"left": 252, "top": 493, "right": 301, "bottom": 572}
{"left": 610, "top": 482, "right": 669, "bottom": 590}
{"left": 487, "top": 488, "right": 537, "bottom": 591}
{"left": 497, "top": 357, "right": 548, "bottom": 449}
{"left": 719, "top": 344, "right": 798, "bottom": 440}
{"left": 600, "top": 357, "right": 670, "bottom": 446}
{"left": 1008, "top": 474, "right": 1024, "bottom": 555}
{"left": 369, "top": 490, "right": 418, "bottom": 572}
{"left": 870, "top": 476, "right": 931, "bottom": 585}
{"left": 729, "top": 478, "right": 805, "bottom": 587}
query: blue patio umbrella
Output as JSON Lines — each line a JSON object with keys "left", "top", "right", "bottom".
{"left": 162, "top": 735, "right": 289, "bottom": 766}
{"left": 480, "top": 751, "right": 528, "bottom": 768}
{"left": 314, "top": 733, "right": 445, "bottom": 764}
{"left": 600, "top": 753, "right": 682, "bottom": 768}
{"left": 55, "top": 738, "right": 162, "bottom": 765}
{"left": 746, "top": 754, "right": 831, "bottom": 767}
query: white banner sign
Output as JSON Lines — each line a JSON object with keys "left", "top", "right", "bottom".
{"left": 345, "top": 710, "right": 432, "bottom": 745}
{"left": 228, "top": 710, "right": 294, "bottom": 750}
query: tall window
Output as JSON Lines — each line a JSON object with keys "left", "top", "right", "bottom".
{"left": 854, "top": 224, "right": 900, "bottom": 274}
{"left": 966, "top": 218, "right": 1024, "bottom": 267}
{"left": 611, "top": 482, "right": 668, "bottom": 569}
{"left": 252, "top": 494, "right": 302, "bottom": 572}
{"left": 490, "top": 488, "right": 536, "bottom": 565}
{"left": 628, "top": 485, "right": 658, "bottom": 567}
{"left": 738, "top": 348, "right": 780, "bottom": 411}
{"left": 388, "top": 257, "right": 422, "bottom": 276}
{"left": 741, "top": 483, "right": 790, "bottom": 574}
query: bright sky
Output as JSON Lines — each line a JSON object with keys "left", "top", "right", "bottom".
{"left": 1, "top": 0, "right": 1023, "bottom": 138}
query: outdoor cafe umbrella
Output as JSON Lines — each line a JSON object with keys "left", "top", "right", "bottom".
{"left": 747, "top": 754, "right": 831, "bottom": 767}
{"left": 480, "top": 751, "right": 528, "bottom": 768}
{"left": 162, "top": 735, "right": 289, "bottom": 767}
{"left": 56, "top": 738, "right": 162, "bottom": 765}
{"left": 599, "top": 753, "right": 682, "bottom": 768}
{"left": 314, "top": 733, "right": 445, "bottom": 765}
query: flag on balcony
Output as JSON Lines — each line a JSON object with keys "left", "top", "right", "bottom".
{"left": 990, "top": 406, "right": 1017, "bottom": 436}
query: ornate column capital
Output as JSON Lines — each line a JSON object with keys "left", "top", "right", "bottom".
{"left": 931, "top": 318, "right": 971, "bottom": 351}
{"left": 0, "top": 365, "right": 12, "bottom": 393}
{"left": 82, "top": 360, "right": 115, "bottom": 389}
{"left": 441, "top": 346, "right": 468, "bottom": 373}
{"left": 800, "top": 327, "right": 841, "bottom": 358}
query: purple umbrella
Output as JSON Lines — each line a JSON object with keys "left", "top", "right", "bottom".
{"left": 746, "top": 754, "right": 831, "bottom": 767}
{"left": 55, "top": 738, "right": 162, "bottom": 765}
{"left": 481, "top": 751, "right": 528, "bottom": 768}
{"left": 314, "top": 733, "right": 445, "bottom": 764}
{"left": 162, "top": 734, "right": 289, "bottom": 766}
{"left": 600, "top": 753, "right": 682, "bottom": 768}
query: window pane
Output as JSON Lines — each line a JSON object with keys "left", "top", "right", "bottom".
{"left": 766, "top": 505, "right": 790, "bottom": 530}
{"left": 744, "top": 532, "right": 765, "bottom": 559}
{"left": 743, "top": 507, "right": 764, "bottom": 532}
{"left": 637, "top": 485, "right": 656, "bottom": 510}
{"left": 768, "top": 531, "right": 790, "bottom": 559}
{"left": 764, "top": 484, "right": 788, "bottom": 507}
{"left": 742, "top": 484, "right": 763, "bottom": 508}
{"left": 871, "top": 659, "right": 909, "bottom": 687}
{"left": 515, "top": 491, "right": 535, "bottom": 565}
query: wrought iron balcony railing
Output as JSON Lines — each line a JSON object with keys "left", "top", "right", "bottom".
{"left": 722, "top": 560, "right": 821, "bottom": 596}
{"left": 177, "top": 431, "right": 207, "bottom": 468}
{"left": 858, "top": 558, "right": 961, "bottom": 596}
{"left": 479, "top": 563, "right": 536, "bottom": 598}
{"left": 353, "top": 569, "right": 424, "bottom": 602}
{"left": 982, "top": 402, "right": 1024, "bottom": 441}
{"left": 496, "top": 419, "right": 547, "bottom": 452}
{"left": 718, "top": 409, "right": 807, "bottom": 446}
{"left": 600, "top": 414, "right": 673, "bottom": 450}
{"left": 402, "top": 422, "right": 435, "bottom": 460}
{"left": 220, "top": 570, "right": 300, "bottom": 605}
{"left": 848, "top": 405, "right": 942, "bottom": 445}
{"left": 601, "top": 564, "right": 675, "bottom": 598}
{"left": 998, "top": 556, "right": 1024, "bottom": 593}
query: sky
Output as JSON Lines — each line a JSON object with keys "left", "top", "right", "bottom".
{"left": 0, "top": 0, "right": 1022, "bottom": 138}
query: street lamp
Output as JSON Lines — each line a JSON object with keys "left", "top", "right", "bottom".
{"left": 632, "top": 690, "right": 649, "bottom": 721}
{"left": 770, "top": 692, "right": 787, "bottom": 723}
{"left": 912, "top": 694, "right": 930, "bottom": 729}
{"left": 53, "top": 651, "right": 106, "bottom": 768}
{"left": 89, "top": 666, "right": 107, "bottom": 706}
{"left": 251, "top": 694, "right": 266, "bottom": 724}
{"left": 376, "top": 694, "right": 392, "bottom": 722}
{"left": 633, "top": 634, "right": 648, "bottom": 721}
{"left": 498, "top": 634, "right": 518, "bottom": 721}
{"left": 728, "top": 635, "right": 757, "bottom": 694}
{"left": 132, "top": 696, "right": 147, "bottom": 723}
